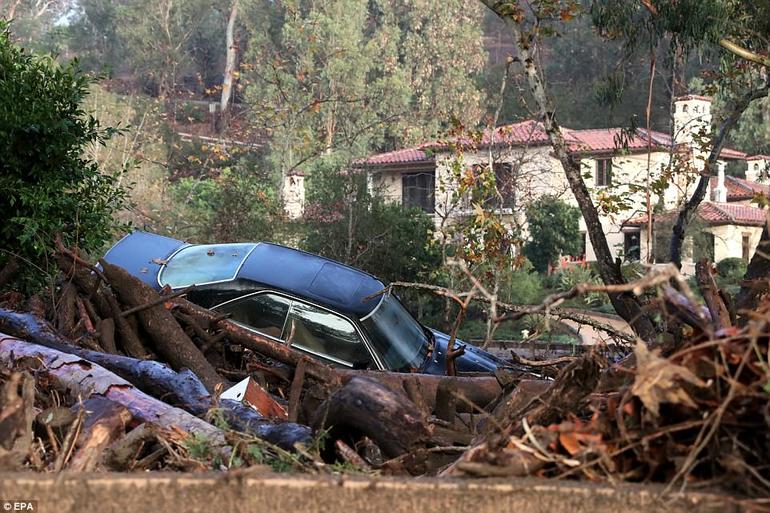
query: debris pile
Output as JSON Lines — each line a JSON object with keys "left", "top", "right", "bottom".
{"left": 0, "top": 249, "right": 768, "bottom": 500}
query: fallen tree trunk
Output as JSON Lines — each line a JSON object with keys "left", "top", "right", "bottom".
{"left": 100, "top": 261, "right": 223, "bottom": 392}
{"left": 0, "top": 310, "right": 311, "bottom": 449}
{"left": 68, "top": 397, "right": 133, "bottom": 472}
{"left": 0, "top": 331, "right": 227, "bottom": 446}
{"left": 312, "top": 376, "right": 430, "bottom": 461}
{"left": 336, "top": 369, "right": 502, "bottom": 413}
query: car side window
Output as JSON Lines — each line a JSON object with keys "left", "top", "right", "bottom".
{"left": 285, "top": 301, "right": 372, "bottom": 368}
{"left": 214, "top": 293, "right": 291, "bottom": 340}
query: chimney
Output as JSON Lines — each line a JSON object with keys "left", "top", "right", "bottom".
{"left": 673, "top": 95, "right": 713, "bottom": 146}
{"left": 746, "top": 155, "right": 770, "bottom": 183}
{"left": 714, "top": 161, "right": 727, "bottom": 203}
{"left": 282, "top": 171, "right": 306, "bottom": 220}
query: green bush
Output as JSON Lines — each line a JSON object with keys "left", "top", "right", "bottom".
{"left": 557, "top": 265, "right": 608, "bottom": 307}
{"left": 170, "top": 165, "right": 281, "bottom": 243}
{"left": 716, "top": 257, "right": 747, "bottom": 283}
{"left": 0, "top": 22, "right": 129, "bottom": 290}
{"left": 523, "top": 196, "right": 583, "bottom": 273}
{"left": 303, "top": 164, "right": 440, "bottom": 284}
{"left": 500, "top": 260, "right": 545, "bottom": 305}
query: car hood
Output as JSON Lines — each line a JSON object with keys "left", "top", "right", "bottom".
{"left": 102, "top": 231, "right": 187, "bottom": 289}
{"left": 420, "top": 329, "right": 506, "bottom": 374}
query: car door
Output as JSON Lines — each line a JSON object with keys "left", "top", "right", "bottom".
{"left": 213, "top": 292, "right": 377, "bottom": 369}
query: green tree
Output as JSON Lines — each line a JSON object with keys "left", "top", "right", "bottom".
{"left": 303, "top": 163, "right": 440, "bottom": 284}
{"left": 523, "top": 196, "right": 582, "bottom": 273}
{"left": 0, "top": 22, "right": 129, "bottom": 290}
{"left": 242, "top": 0, "right": 485, "bottom": 184}
{"left": 115, "top": 0, "right": 210, "bottom": 98}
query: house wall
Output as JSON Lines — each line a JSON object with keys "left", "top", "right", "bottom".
{"left": 709, "top": 224, "right": 763, "bottom": 262}
{"left": 370, "top": 169, "right": 404, "bottom": 204}
{"left": 373, "top": 148, "right": 676, "bottom": 263}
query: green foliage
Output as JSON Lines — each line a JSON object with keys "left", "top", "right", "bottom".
{"left": 242, "top": 0, "right": 485, "bottom": 176}
{"left": 0, "top": 22, "right": 129, "bottom": 290}
{"left": 716, "top": 257, "right": 747, "bottom": 283}
{"left": 523, "top": 196, "right": 582, "bottom": 273}
{"left": 302, "top": 163, "right": 440, "bottom": 284}
{"left": 170, "top": 164, "right": 281, "bottom": 243}
{"left": 499, "top": 260, "right": 545, "bottom": 305}
{"left": 557, "top": 265, "right": 608, "bottom": 307}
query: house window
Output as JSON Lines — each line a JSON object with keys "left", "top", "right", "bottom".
{"left": 493, "top": 163, "right": 515, "bottom": 209}
{"left": 742, "top": 233, "right": 751, "bottom": 262}
{"left": 623, "top": 231, "right": 640, "bottom": 261}
{"left": 596, "top": 159, "right": 612, "bottom": 187}
{"left": 402, "top": 172, "right": 435, "bottom": 213}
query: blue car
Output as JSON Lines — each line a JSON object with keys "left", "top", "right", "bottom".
{"left": 103, "top": 231, "right": 509, "bottom": 374}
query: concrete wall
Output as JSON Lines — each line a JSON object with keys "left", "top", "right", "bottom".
{"left": 0, "top": 473, "right": 741, "bottom": 513}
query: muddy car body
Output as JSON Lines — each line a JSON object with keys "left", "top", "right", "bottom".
{"left": 103, "top": 231, "right": 507, "bottom": 374}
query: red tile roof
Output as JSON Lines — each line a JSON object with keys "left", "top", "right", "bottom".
{"left": 625, "top": 201, "right": 767, "bottom": 227}
{"left": 568, "top": 128, "right": 670, "bottom": 153}
{"left": 700, "top": 202, "right": 767, "bottom": 226}
{"left": 747, "top": 155, "right": 770, "bottom": 161}
{"left": 360, "top": 121, "right": 746, "bottom": 166}
{"left": 675, "top": 94, "right": 713, "bottom": 102}
{"left": 362, "top": 145, "right": 435, "bottom": 165}
{"left": 709, "top": 175, "right": 770, "bottom": 201}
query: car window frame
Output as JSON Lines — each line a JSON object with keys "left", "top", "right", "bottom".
{"left": 211, "top": 291, "right": 292, "bottom": 344}
{"left": 211, "top": 290, "right": 384, "bottom": 370}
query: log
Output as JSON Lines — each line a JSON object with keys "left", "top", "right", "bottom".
{"left": 481, "top": 379, "right": 552, "bottom": 434}
{"left": 0, "top": 371, "right": 35, "bottom": 470}
{"left": 336, "top": 369, "right": 501, "bottom": 413}
{"left": 312, "top": 376, "right": 430, "bottom": 461}
{"left": 97, "top": 318, "right": 118, "bottom": 355}
{"left": 100, "top": 261, "right": 223, "bottom": 392}
{"left": 0, "top": 310, "right": 311, "bottom": 449}
{"left": 434, "top": 378, "right": 458, "bottom": 425}
{"left": 505, "top": 353, "right": 602, "bottom": 437}
{"left": 56, "top": 282, "right": 77, "bottom": 338}
{"left": 0, "top": 331, "right": 227, "bottom": 447}
{"left": 102, "top": 290, "right": 148, "bottom": 359}
{"left": 103, "top": 423, "right": 159, "bottom": 471}
{"left": 68, "top": 397, "right": 133, "bottom": 472}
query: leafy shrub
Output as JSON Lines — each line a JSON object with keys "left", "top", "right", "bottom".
{"left": 523, "top": 195, "right": 583, "bottom": 273}
{"left": 500, "top": 259, "right": 545, "bottom": 305}
{"left": 0, "top": 22, "right": 129, "bottom": 290}
{"left": 716, "top": 257, "right": 747, "bottom": 283}
{"left": 303, "top": 165, "right": 440, "bottom": 284}
{"left": 557, "top": 265, "right": 608, "bottom": 307}
{"left": 170, "top": 165, "right": 281, "bottom": 243}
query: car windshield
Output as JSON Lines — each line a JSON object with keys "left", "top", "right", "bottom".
{"left": 159, "top": 243, "right": 257, "bottom": 288}
{"left": 360, "top": 293, "right": 430, "bottom": 371}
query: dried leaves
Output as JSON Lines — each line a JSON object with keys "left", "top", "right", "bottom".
{"left": 630, "top": 342, "right": 706, "bottom": 417}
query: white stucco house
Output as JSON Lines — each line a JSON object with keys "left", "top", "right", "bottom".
{"left": 346, "top": 95, "right": 770, "bottom": 273}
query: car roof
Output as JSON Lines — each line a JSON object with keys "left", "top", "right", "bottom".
{"left": 104, "top": 231, "right": 387, "bottom": 318}
{"left": 237, "top": 242, "right": 385, "bottom": 317}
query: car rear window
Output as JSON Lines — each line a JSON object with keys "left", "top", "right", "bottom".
{"left": 158, "top": 243, "right": 257, "bottom": 288}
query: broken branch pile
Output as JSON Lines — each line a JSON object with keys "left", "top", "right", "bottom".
{"left": 0, "top": 250, "right": 768, "bottom": 502}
